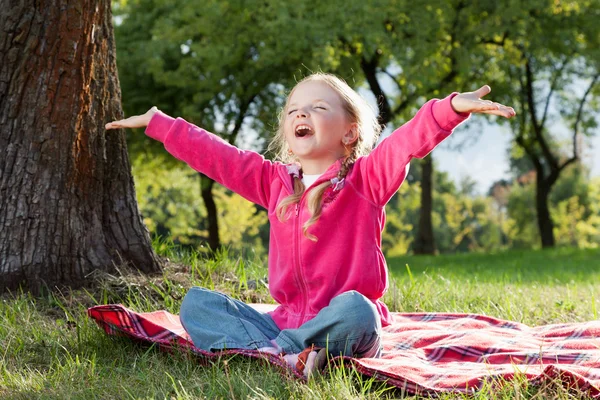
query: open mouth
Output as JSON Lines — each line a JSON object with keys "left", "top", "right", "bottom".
{"left": 295, "top": 124, "right": 314, "bottom": 138}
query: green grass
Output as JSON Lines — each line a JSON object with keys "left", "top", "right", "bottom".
{"left": 1, "top": 246, "right": 599, "bottom": 399}
{"left": 385, "top": 248, "right": 600, "bottom": 325}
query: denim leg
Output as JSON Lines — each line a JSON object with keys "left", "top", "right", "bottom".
{"left": 275, "top": 291, "right": 382, "bottom": 358}
{"left": 179, "top": 287, "right": 281, "bottom": 351}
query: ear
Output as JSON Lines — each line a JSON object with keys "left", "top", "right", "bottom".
{"left": 342, "top": 123, "right": 359, "bottom": 145}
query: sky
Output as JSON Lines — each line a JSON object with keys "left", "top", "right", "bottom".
{"left": 433, "top": 120, "right": 600, "bottom": 195}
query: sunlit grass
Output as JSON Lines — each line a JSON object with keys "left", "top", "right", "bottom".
{"left": 385, "top": 248, "right": 600, "bottom": 325}
{"left": 1, "top": 246, "right": 598, "bottom": 399}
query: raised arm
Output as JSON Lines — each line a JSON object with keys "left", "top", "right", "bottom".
{"left": 354, "top": 86, "right": 515, "bottom": 206}
{"left": 106, "top": 108, "right": 277, "bottom": 208}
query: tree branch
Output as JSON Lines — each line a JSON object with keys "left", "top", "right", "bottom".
{"left": 516, "top": 69, "right": 543, "bottom": 173}
{"left": 437, "top": 0, "right": 462, "bottom": 89}
{"left": 227, "top": 93, "right": 257, "bottom": 145}
{"left": 378, "top": 68, "right": 419, "bottom": 117}
{"left": 524, "top": 57, "right": 558, "bottom": 171}
{"left": 515, "top": 133, "right": 543, "bottom": 172}
{"left": 381, "top": 68, "right": 404, "bottom": 97}
{"left": 567, "top": 71, "right": 599, "bottom": 166}
{"left": 360, "top": 53, "right": 394, "bottom": 126}
{"left": 540, "top": 57, "right": 570, "bottom": 129}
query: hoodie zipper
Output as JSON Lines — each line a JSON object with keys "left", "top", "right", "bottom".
{"left": 293, "top": 193, "right": 310, "bottom": 326}
{"left": 292, "top": 176, "right": 335, "bottom": 325}
{"left": 283, "top": 162, "right": 341, "bottom": 327}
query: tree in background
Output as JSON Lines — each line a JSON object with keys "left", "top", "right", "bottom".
{"left": 115, "top": 0, "right": 312, "bottom": 252}
{"left": 384, "top": 165, "right": 509, "bottom": 256}
{"left": 117, "top": 0, "right": 494, "bottom": 255}
{"left": 133, "top": 154, "right": 269, "bottom": 255}
{"left": 476, "top": 0, "right": 600, "bottom": 247}
{"left": 285, "top": 0, "right": 600, "bottom": 253}
{"left": 113, "top": 0, "right": 600, "bottom": 254}
{"left": 132, "top": 155, "right": 207, "bottom": 246}
{"left": 0, "top": 1, "right": 162, "bottom": 293}
{"left": 505, "top": 164, "right": 599, "bottom": 249}
{"left": 305, "top": 1, "right": 473, "bottom": 255}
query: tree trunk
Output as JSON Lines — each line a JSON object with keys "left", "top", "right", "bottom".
{"left": 0, "top": 1, "right": 162, "bottom": 294}
{"left": 535, "top": 175, "right": 556, "bottom": 248}
{"left": 413, "top": 156, "right": 436, "bottom": 254}
{"left": 200, "top": 174, "right": 221, "bottom": 252}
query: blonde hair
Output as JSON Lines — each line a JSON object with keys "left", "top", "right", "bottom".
{"left": 268, "top": 73, "right": 381, "bottom": 241}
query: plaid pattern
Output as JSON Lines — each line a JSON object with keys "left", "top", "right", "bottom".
{"left": 88, "top": 305, "right": 600, "bottom": 397}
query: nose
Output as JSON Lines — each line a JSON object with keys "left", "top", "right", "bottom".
{"left": 296, "top": 108, "right": 309, "bottom": 118}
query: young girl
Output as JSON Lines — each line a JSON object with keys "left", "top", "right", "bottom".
{"left": 106, "top": 73, "right": 515, "bottom": 377}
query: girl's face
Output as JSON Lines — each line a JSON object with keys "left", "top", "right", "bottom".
{"left": 284, "top": 81, "right": 356, "bottom": 173}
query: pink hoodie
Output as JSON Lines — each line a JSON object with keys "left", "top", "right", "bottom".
{"left": 145, "top": 93, "right": 469, "bottom": 329}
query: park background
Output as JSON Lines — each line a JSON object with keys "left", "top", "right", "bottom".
{"left": 1, "top": 1, "right": 600, "bottom": 398}
{"left": 113, "top": 0, "right": 600, "bottom": 258}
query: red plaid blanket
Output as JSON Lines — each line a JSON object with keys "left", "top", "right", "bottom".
{"left": 88, "top": 304, "right": 600, "bottom": 397}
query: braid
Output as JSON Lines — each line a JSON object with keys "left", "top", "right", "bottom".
{"left": 337, "top": 151, "right": 356, "bottom": 181}
{"left": 303, "top": 149, "right": 358, "bottom": 241}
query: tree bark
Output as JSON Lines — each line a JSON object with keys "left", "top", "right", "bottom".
{"left": 412, "top": 156, "right": 436, "bottom": 254}
{"left": 535, "top": 176, "right": 555, "bottom": 248}
{"left": 200, "top": 174, "right": 221, "bottom": 252}
{"left": 0, "top": 1, "right": 162, "bottom": 294}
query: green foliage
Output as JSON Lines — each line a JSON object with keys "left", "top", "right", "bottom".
{"left": 383, "top": 183, "right": 419, "bottom": 257}
{"left": 214, "top": 189, "right": 268, "bottom": 256}
{"left": 112, "top": 0, "right": 600, "bottom": 253}
{"left": 505, "top": 180, "right": 539, "bottom": 249}
{"left": 132, "top": 154, "right": 206, "bottom": 246}
{"left": 302, "top": 0, "right": 494, "bottom": 123}
{"left": 505, "top": 166, "right": 600, "bottom": 249}
{"left": 550, "top": 163, "right": 591, "bottom": 209}
{"left": 551, "top": 177, "right": 600, "bottom": 249}
{"left": 384, "top": 161, "right": 599, "bottom": 255}
{"left": 471, "top": 0, "right": 600, "bottom": 247}
{"left": 435, "top": 192, "right": 505, "bottom": 253}
{"left": 132, "top": 154, "right": 268, "bottom": 255}
{"left": 384, "top": 162, "right": 510, "bottom": 255}
{"left": 115, "top": 0, "right": 310, "bottom": 149}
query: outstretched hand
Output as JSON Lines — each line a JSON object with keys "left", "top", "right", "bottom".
{"left": 105, "top": 107, "right": 159, "bottom": 130}
{"left": 451, "top": 86, "right": 515, "bottom": 118}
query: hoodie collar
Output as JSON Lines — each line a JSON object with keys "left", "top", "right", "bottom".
{"left": 281, "top": 158, "right": 346, "bottom": 192}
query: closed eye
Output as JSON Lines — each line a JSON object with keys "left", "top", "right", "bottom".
{"left": 287, "top": 109, "right": 297, "bottom": 115}
{"left": 314, "top": 106, "right": 327, "bottom": 110}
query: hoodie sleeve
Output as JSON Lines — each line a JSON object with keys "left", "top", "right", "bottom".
{"left": 145, "top": 111, "right": 276, "bottom": 209}
{"left": 354, "top": 93, "right": 469, "bottom": 206}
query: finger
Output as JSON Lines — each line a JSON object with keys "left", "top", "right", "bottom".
{"left": 474, "top": 85, "right": 491, "bottom": 99}
{"left": 494, "top": 104, "right": 516, "bottom": 117}
{"left": 105, "top": 121, "right": 122, "bottom": 130}
{"left": 474, "top": 100, "right": 499, "bottom": 112}
{"left": 479, "top": 102, "right": 515, "bottom": 115}
{"left": 498, "top": 105, "right": 516, "bottom": 117}
{"left": 481, "top": 106, "right": 516, "bottom": 118}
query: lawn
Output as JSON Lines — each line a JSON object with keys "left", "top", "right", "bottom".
{"left": 386, "top": 248, "right": 600, "bottom": 325}
{"left": 1, "top": 247, "right": 599, "bottom": 399}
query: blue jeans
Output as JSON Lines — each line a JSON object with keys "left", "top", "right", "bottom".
{"left": 179, "top": 288, "right": 382, "bottom": 358}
